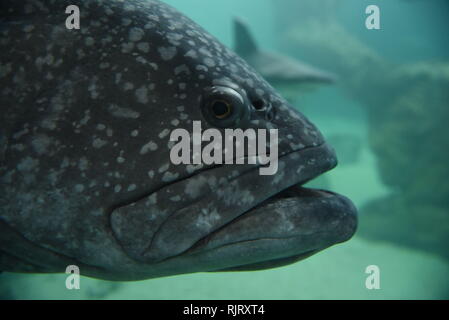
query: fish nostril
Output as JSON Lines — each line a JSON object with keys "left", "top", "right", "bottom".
{"left": 251, "top": 99, "right": 266, "bottom": 111}
{"left": 251, "top": 98, "right": 275, "bottom": 121}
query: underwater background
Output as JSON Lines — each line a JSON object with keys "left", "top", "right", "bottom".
{"left": 1, "top": 0, "right": 448, "bottom": 299}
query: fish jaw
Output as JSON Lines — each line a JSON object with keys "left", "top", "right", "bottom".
{"left": 190, "top": 189, "right": 357, "bottom": 272}
{"left": 109, "top": 141, "right": 356, "bottom": 272}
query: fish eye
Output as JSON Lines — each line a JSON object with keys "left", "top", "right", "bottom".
{"left": 201, "top": 85, "right": 250, "bottom": 128}
{"left": 211, "top": 100, "right": 232, "bottom": 119}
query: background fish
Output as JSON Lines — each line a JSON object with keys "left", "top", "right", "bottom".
{"left": 233, "top": 17, "right": 337, "bottom": 100}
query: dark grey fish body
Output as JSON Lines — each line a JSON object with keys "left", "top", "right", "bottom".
{"left": 0, "top": 0, "right": 356, "bottom": 280}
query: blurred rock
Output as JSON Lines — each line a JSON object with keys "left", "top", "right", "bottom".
{"left": 272, "top": 1, "right": 449, "bottom": 260}
{"left": 359, "top": 195, "right": 449, "bottom": 260}
{"left": 368, "top": 62, "right": 449, "bottom": 207}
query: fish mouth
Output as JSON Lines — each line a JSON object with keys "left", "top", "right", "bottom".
{"left": 182, "top": 180, "right": 358, "bottom": 272}
{"left": 110, "top": 142, "right": 357, "bottom": 272}
{"left": 170, "top": 143, "right": 358, "bottom": 272}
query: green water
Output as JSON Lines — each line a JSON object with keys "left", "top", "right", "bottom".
{"left": 1, "top": 0, "right": 448, "bottom": 299}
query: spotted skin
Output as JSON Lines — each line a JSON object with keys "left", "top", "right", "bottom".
{"left": 0, "top": 0, "right": 357, "bottom": 280}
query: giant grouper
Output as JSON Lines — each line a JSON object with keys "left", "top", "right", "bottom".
{"left": 0, "top": 0, "right": 357, "bottom": 281}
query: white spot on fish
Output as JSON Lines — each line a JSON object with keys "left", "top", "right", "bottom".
{"left": 199, "top": 47, "right": 213, "bottom": 57}
{"left": 140, "top": 141, "right": 158, "bottom": 154}
{"left": 147, "top": 193, "right": 157, "bottom": 205}
{"left": 23, "top": 25, "right": 34, "bottom": 33}
{"left": 167, "top": 32, "right": 183, "bottom": 42}
{"left": 85, "top": 37, "right": 95, "bottom": 46}
{"left": 144, "top": 22, "right": 155, "bottom": 29}
{"left": 121, "top": 42, "right": 134, "bottom": 53}
{"left": 122, "top": 18, "right": 132, "bottom": 26}
{"left": 196, "top": 65, "right": 208, "bottom": 72}
{"left": 124, "top": 82, "right": 134, "bottom": 91}
{"left": 158, "top": 163, "right": 169, "bottom": 173}
{"left": 17, "top": 157, "right": 39, "bottom": 172}
{"left": 108, "top": 105, "right": 140, "bottom": 119}
{"left": 137, "top": 42, "right": 150, "bottom": 53}
{"left": 185, "top": 175, "right": 207, "bottom": 198}
{"left": 99, "top": 62, "right": 110, "bottom": 69}
{"left": 129, "top": 27, "right": 144, "bottom": 42}
{"left": 79, "top": 157, "right": 89, "bottom": 171}
{"left": 159, "top": 129, "right": 170, "bottom": 139}
{"left": 135, "top": 86, "right": 148, "bottom": 104}
{"left": 162, "top": 171, "right": 179, "bottom": 182}
{"left": 204, "top": 58, "right": 216, "bottom": 67}
{"left": 92, "top": 138, "right": 107, "bottom": 149}
{"left": 74, "top": 184, "right": 85, "bottom": 193}
{"left": 31, "top": 134, "right": 51, "bottom": 155}
{"left": 115, "top": 73, "right": 122, "bottom": 84}
{"left": 185, "top": 49, "right": 198, "bottom": 59}
{"left": 158, "top": 46, "right": 177, "bottom": 61}
{"left": 174, "top": 64, "right": 190, "bottom": 76}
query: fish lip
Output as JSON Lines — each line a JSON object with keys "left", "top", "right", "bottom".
{"left": 175, "top": 156, "right": 358, "bottom": 269}
{"left": 169, "top": 143, "right": 344, "bottom": 253}
{"left": 182, "top": 187, "right": 358, "bottom": 270}
{"left": 187, "top": 185, "right": 358, "bottom": 246}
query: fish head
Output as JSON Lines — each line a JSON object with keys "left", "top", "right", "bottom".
{"left": 106, "top": 2, "right": 357, "bottom": 279}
